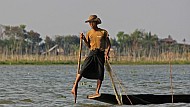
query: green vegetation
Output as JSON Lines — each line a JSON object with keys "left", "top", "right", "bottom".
{"left": 0, "top": 100, "right": 15, "bottom": 104}
{"left": 0, "top": 24, "right": 190, "bottom": 65}
{"left": 0, "top": 54, "right": 189, "bottom": 65}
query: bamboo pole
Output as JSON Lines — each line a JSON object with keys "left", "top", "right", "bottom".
{"left": 77, "top": 37, "right": 83, "bottom": 74}
{"left": 72, "top": 37, "right": 83, "bottom": 104}
{"left": 169, "top": 50, "right": 174, "bottom": 104}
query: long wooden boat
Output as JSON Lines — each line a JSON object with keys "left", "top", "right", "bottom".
{"left": 88, "top": 93, "right": 190, "bottom": 105}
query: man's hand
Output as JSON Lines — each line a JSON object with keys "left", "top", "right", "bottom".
{"left": 80, "top": 33, "right": 85, "bottom": 40}
{"left": 105, "top": 54, "right": 110, "bottom": 60}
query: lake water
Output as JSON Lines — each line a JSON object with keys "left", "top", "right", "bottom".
{"left": 0, "top": 65, "right": 190, "bottom": 107}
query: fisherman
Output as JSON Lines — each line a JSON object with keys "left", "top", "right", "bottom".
{"left": 71, "top": 15, "right": 111, "bottom": 103}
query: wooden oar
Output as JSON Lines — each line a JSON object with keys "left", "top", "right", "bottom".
{"left": 105, "top": 59, "right": 123, "bottom": 105}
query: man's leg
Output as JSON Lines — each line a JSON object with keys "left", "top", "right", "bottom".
{"left": 87, "top": 79, "right": 102, "bottom": 99}
{"left": 96, "top": 79, "right": 102, "bottom": 94}
{"left": 71, "top": 74, "right": 82, "bottom": 103}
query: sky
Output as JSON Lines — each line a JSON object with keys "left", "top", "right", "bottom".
{"left": 0, "top": 0, "right": 190, "bottom": 44}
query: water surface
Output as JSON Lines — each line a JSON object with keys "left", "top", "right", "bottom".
{"left": 0, "top": 65, "right": 189, "bottom": 107}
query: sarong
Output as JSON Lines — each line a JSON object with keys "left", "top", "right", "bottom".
{"left": 79, "top": 49, "right": 105, "bottom": 81}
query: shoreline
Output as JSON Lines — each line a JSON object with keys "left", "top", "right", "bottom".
{"left": 0, "top": 54, "right": 189, "bottom": 65}
{"left": 0, "top": 60, "right": 190, "bottom": 65}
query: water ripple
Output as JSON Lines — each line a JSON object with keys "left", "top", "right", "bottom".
{"left": 0, "top": 65, "right": 189, "bottom": 106}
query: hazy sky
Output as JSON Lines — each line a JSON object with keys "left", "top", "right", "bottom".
{"left": 1, "top": 0, "right": 190, "bottom": 43}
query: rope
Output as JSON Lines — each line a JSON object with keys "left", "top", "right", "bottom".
{"left": 111, "top": 69, "right": 151, "bottom": 104}
{"left": 110, "top": 69, "right": 133, "bottom": 105}
{"left": 105, "top": 60, "right": 135, "bottom": 105}
{"left": 106, "top": 61, "right": 150, "bottom": 105}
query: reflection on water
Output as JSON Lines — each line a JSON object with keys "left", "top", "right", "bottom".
{"left": 0, "top": 65, "right": 189, "bottom": 106}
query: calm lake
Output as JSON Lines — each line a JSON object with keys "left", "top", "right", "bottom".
{"left": 0, "top": 65, "right": 190, "bottom": 107}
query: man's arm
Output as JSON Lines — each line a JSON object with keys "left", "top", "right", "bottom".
{"left": 80, "top": 33, "right": 90, "bottom": 48}
{"left": 105, "top": 37, "right": 111, "bottom": 60}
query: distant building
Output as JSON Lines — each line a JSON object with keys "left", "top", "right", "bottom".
{"left": 160, "top": 35, "right": 177, "bottom": 44}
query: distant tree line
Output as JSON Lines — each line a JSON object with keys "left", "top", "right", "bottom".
{"left": 0, "top": 25, "right": 189, "bottom": 60}
{"left": 111, "top": 30, "right": 189, "bottom": 61}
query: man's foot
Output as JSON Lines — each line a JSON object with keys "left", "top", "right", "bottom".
{"left": 87, "top": 93, "right": 101, "bottom": 99}
{"left": 71, "top": 84, "right": 78, "bottom": 103}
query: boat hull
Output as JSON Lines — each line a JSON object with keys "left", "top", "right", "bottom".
{"left": 88, "top": 93, "right": 190, "bottom": 105}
